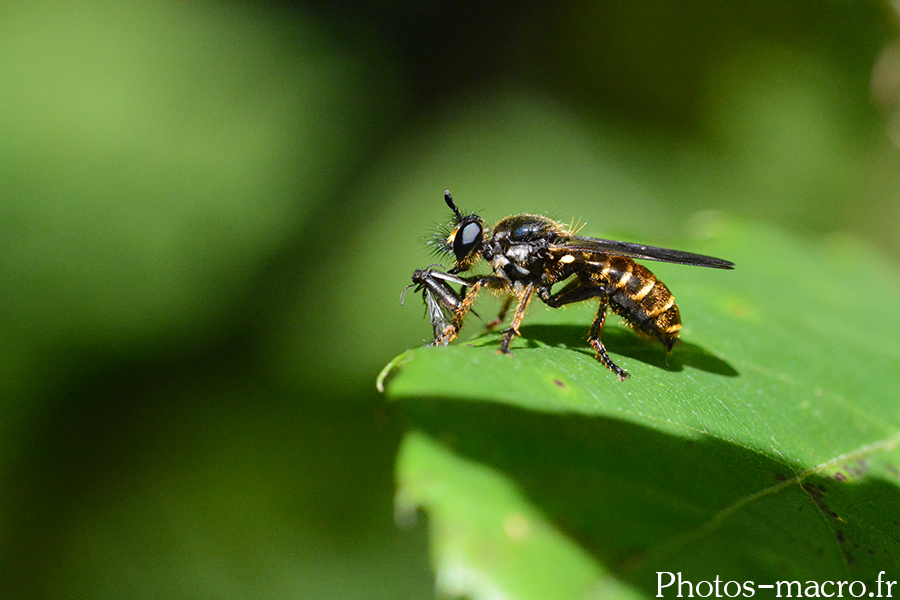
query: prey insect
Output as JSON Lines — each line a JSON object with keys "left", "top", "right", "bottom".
{"left": 406, "top": 190, "right": 734, "bottom": 380}
{"left": 401, "top": 266, "right": 470, "bottom": 345}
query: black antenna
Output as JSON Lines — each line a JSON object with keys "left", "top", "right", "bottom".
{"left": 444, "top": 189, "right": 464, "bottom": 221}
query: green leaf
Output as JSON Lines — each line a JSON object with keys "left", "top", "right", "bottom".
{"left": 383, "top": 220, "right": 900, "bottom": 599}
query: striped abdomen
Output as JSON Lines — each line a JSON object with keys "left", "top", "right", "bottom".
{"left": 588, "top": 255, "right": 681, "bottom": 350}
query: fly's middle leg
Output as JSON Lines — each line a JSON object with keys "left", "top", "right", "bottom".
{"left": 499, "top": 283, "right": 534, "bottom": 354}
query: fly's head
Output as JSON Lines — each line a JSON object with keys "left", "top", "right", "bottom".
{"left": 430, "top": 190, "right": 488, "bottom": 273}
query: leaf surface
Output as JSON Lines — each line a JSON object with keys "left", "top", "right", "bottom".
{"left": 383, "top": 221, "right": 900, "bottom": 599}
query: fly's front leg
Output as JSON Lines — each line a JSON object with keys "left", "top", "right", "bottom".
{"left": 499, "top": 283, "right": 534, "bottom": 354}
{"left": 435, "top": 278, "right": 486, "bottom": 346}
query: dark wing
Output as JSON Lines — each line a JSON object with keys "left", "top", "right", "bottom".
{"left": 554, "top": 236, "right": 735, "bottom": 269}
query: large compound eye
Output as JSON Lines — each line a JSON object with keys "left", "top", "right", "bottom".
{"left": 452, "top": 218, "right": 483, "bottom": 263}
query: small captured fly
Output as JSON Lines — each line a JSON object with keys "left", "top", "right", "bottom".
{"left": 406, "top": 190, "right": 734, "bottom": 380}
{"left": 401, "top": 266, "right": 469, "bottom": 344}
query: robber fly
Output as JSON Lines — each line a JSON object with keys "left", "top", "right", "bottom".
{"left": 407, "top": 190, "right": 734, "bottom": 380}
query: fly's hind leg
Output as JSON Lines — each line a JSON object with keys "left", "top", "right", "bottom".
{"left": 539, "top": 280, "right": 630, "bottom": 380}
{"left": 588, "top": 295, "right": 630, "bottom": 381}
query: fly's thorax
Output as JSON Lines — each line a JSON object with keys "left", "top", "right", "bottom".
{"left": 492, "top": 214, "right": 564, "bottom": 243}
{"left": 487, "top": 214, "right": 562, "bottom": 282}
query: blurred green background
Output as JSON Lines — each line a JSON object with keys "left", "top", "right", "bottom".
{"left": 1, "top": 2, "right": 898, "bottom": 598}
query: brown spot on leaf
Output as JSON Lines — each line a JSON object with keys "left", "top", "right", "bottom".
{"left": 803, "top": 483, "right": 839, "bottom": 519}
